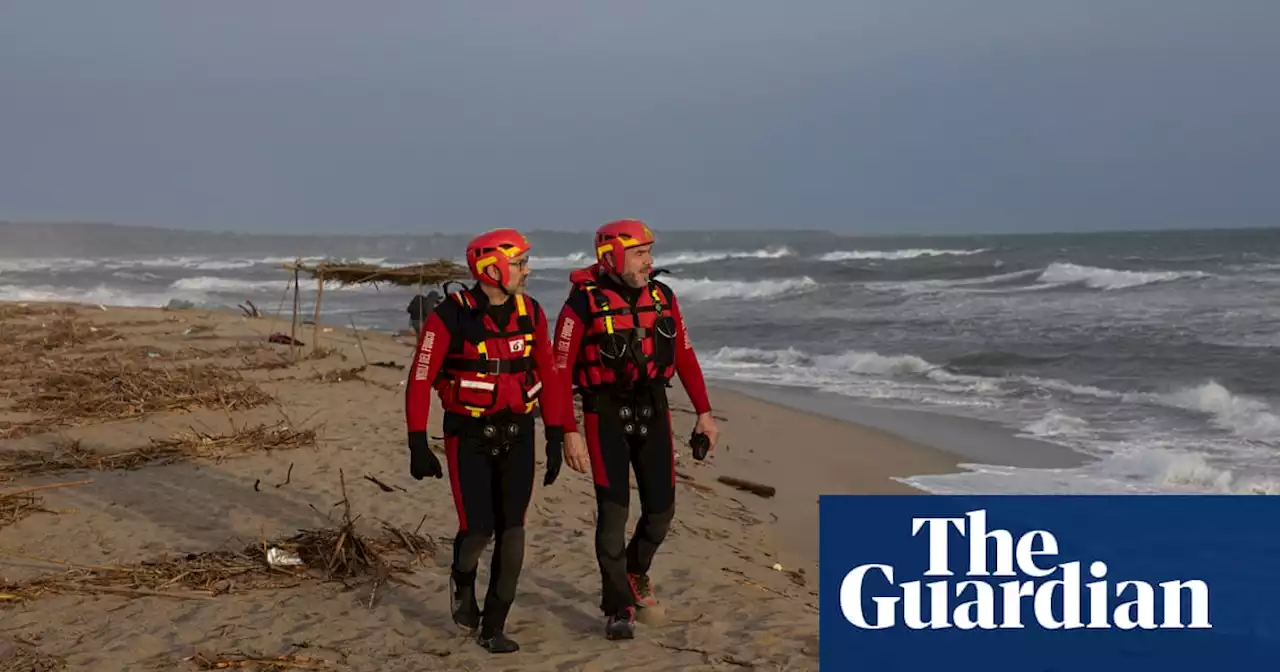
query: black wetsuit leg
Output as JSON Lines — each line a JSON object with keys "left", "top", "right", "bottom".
{"left": 444, "top": 413, "right": 536, "bottom": 639}
{"left": 585, "top": 389, "right": 676, "bottom": 616}
{"left": 626, "top": 404, "right": 675, "bottom": 580}
{"left": 482, "top": 420, "right": 535, "bottom": 638}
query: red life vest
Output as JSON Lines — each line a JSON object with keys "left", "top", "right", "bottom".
{"left": 569, "top": 266, "right": 678, "bottom": 391}
{"left": 435, "top": 289, "right": 543, "bottom": 418}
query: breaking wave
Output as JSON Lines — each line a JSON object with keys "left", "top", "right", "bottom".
{"left": 0, "top": 282, "right": 207, "bottom": 308}
{"left": 902, "top": 447, "right": 1280, "bottom": 496}
{"left": 531, "top": 247, "right": 796, "bottom": 270}
{"left": 703, "top": 345, "right": 1280, "bottom": 445}
{"left": 863, "top": 263, "right": 1213, "bottom": 295}
{"left": 1161, "top": 381, "right": 1280, "bottom": 443}
{"left": 1035, "top": 262, "right": 1209, "bottom": 290}
{"left": 819, "top": 248, "right": 989, "bottom": 261}
{"left": 662, "top": 276, "right": 817, "bottom": 301}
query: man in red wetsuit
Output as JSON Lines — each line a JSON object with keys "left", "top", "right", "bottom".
{"left": 404, "top": 228, "right": 566, "bottom": 654}
{"left": 552, "top": 218, "right": 720, "bottom": 640}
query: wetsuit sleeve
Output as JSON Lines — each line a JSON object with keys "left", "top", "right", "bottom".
{"left": 531, "top": 303, "right": 565, "bottom": 442}
{"left": 552, "top": 292, "right": 589, "bottom": 433}
{"left": 669, "top": 293, "right": 713, "bottom": 415}
{"left": 405, "top": 309, "right": 452, "bottom": 434}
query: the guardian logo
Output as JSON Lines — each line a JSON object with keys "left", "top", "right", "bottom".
{"left": 840, "top": 509, "right": 1211, "bottom": 631}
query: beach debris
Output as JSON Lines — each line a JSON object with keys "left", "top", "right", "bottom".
{"left": 370, "top": 360, "right": 402, "bottom": 369}
{"left": 717, "top": 476, "right": 776, "bottom": 499}
{"left": 0, "top": 479, "right": 92, "bottom": 530}
{"left": 363, "top": 474, "right": 404, "bottom": 493}
{"left": 0, "top": 636, "right": 67, "bottom": 672}
{"left": 2, "top": 357, "right": 276, "bottom": 438}
{"left": 770, "top": 562, "right": 807, "bottom": 587}
{"left": 237, "top": 299, "right": 262, "bottom": 318}
{"left": 655, "top": 642, "right": 755, "bottom": 668}
{"left": 722, "top": 566, "right": 804, "bottom": 605}
{"left": 303, "top": 346, "right": 341, "bottom": 361}
{"left": 0, "top": 303, "right": 72, "bottom": 320}
{"left": 307, "top": 365, "right": 396, "bottom": 391}
{"left": 310, "top": 365, "right": 367, "bottom": 383}
{"left": 268, "top": 333, "right": 303, "bottom": 346}
{"left": 274, "top": 463, "right": 295, "bottom": 489}
{"left": 0, "top": 425, "right": 315, "bottom": 477}
{"left": 4, "top": 314, "right": 122, "bottom": 353}
{"left": 0, "top": 473, "right": 435, "bottom": 607}
{"left": 674, "top": 470, "right": 715, "bottom": 493}
{"left": 266, "top": 547, "right": 305, "bottom": 567}
{"left": 0, "top": 418, "right": 63, "bottom": 442}
{"left": 182, "top": 649, "right": 334, "bottom": 670}
{"left": 346, "top": 317, "right": 369, "bottom": 366}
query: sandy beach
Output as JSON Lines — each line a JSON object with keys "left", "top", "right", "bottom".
{"left": 1, "top": 299, "right": 961, "bottom": 671}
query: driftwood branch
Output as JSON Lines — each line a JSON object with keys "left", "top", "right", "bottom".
{"left": 717, "top": 476, "right": 775, "bottom": 499}
{"left": 675, "top": 470, "right": 715, "bottom": 493}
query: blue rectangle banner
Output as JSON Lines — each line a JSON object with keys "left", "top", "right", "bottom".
{"left": 819, "top": 495, "right": 1280, "bottom": 670}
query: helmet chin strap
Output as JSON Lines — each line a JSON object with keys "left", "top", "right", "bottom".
{"left": 479, "top": 268, "right": 515, "bottom": 299}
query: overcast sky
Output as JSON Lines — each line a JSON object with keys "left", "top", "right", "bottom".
{"left": 2, "top": 1, "right": 1277, "bottom": 235}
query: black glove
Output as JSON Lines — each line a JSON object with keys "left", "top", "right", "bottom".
{"left": 408, "top": 431, "right": 443, "bottom": 480}
{"left": 690, "top": 430, "right": 711, "bottom": 461}
{"left": 543, "top": 427, "right": 564, "bottom": 486}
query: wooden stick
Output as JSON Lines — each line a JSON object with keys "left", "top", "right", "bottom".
{"left": 0, "top": 548, "right": 120, "bottom": 572}
{"left": 675, "top": 471, "right": 715, "bottom": 493}
{"left": 89, "top": 586, "right": 213, "bottom": 601}
{"left": 0, "top": 479, "right": 94, "bottom": 498}
{"left": 716, "top": 476, "right": 776, "bottom": 498}
{"left": 348, "top": 317, "right": 369, "bottom": 367}
{"left": 312, "top": 272, "right": 324, "bottom": 352}
{"left": 290, "top": 264, "right": 301, "bottom": 361}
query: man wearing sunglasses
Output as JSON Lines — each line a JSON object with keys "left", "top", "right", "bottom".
{"left": 551, "top": 218, "right": 720, "bottom": 640}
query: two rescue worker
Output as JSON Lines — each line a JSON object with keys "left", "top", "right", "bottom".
{"left": 403, "top": 220, "right": 718, "bottom": 648}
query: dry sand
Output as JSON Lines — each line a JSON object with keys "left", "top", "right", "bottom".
{"left": 0, "top": 300, "right": 959, "bottom": 671}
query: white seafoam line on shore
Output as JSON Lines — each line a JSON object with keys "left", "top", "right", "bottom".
{"left": 700, "top": 345, "right": 1280, "bottom": 496}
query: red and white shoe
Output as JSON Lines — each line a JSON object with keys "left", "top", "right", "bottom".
{"left": 628, "top": 573, "right": 659, "bottom": 609}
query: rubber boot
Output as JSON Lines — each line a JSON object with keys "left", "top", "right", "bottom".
{"left": 450, "top": 572, "right": 480, "bottom": 632}
{"left": 477, "top": 593, "right": 519, "bottom": 653}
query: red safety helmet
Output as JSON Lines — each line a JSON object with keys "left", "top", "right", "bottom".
{"left": 466, "top": 228, "right": 531, "bottom": 289}
{"left": 594, "top": 218, "right": 655, "bottom": 272}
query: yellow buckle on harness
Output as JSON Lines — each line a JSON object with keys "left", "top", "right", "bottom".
{"left": 516, "top": 294, "right": 538, "bottom": 412}
{"left": 464, "top": 339, "right": 490, "bottom": 418}
{"left": 515, "top": 294, "right": 535, "bottom": 357}
{"left": 585, "top": 283, "right": 616, "bottom": 335}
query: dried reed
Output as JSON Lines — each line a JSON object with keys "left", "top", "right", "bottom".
{"left": 0, "top": 424, "right": 316, "bottom": 477}
{"left": 0, "top": 473, "right": 434, "bottom": 607}
{"left": 4, "top": 357, "right": 275, "bottom": 438}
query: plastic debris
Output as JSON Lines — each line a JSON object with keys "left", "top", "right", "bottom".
{"left": 266, "top": 547, "right": 304, "bottom": 567}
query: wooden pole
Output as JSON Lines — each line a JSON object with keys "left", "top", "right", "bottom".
{"left": 349, "top": 316, "right": 370, "bottom": 367}
{"left": 312, "top": 272, "right": 324, "bottom": 352}
{"left": 290, "top": 262, "right": 300, "bottom": 361}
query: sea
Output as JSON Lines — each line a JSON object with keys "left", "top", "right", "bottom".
{"left": 3, "top": 223, "right": 1279, "bottom": 496}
